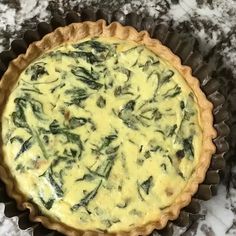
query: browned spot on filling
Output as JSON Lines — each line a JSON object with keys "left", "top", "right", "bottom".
{"left": 64, "top": 110, "right": 70, "bottom": 120}
{"left": 165, "top": 187, "right": 174, "bottom": 196}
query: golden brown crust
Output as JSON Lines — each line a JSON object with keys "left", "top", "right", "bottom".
{"left": 0, "top": 20, "right": 217, "bottom": 236}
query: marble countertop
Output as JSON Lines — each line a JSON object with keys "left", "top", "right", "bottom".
{"left": 0, "top": 0, "right": 235, "bottom": 235}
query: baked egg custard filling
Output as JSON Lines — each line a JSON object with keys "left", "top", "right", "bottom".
{"left": 2, "top": 38, "right": 202, "bottom": 232}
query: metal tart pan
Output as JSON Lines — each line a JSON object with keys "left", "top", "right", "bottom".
{"left": 0, "top": 9, "right": 229, "bottom": 236}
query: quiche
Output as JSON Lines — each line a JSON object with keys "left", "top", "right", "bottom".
{"left": 0, "top": 20, "right": 216, "bottom": 235}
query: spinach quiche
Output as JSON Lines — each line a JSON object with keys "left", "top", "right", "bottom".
{"left": 0, "top": 20, "right": 216, "bottom": 235}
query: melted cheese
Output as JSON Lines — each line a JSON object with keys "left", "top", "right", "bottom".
{"left": 2, "top": 38, "right": 202, "bottom": 232}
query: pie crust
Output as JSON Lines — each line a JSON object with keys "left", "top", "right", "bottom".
{"left": 0, "top": 20, "right": 217, "bottom": 236}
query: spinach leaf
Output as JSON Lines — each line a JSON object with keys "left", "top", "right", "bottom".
{"left": 48, "top": 172, "right": 64, "bottom": 198}
{"left": 49, "top": 120, "right": 83, "bottom": 159}
{"left": 183, "top": 136, "right": 194, "bottom": 160}
{"left": 88, "top": 154, "right": 117, "bottom": 179}
{"left": 30, "top": 98, "right": 45, "bottom": 120}
{"left": 73, "top": 40, "right": 108, "bottom": 53}
{"left": 26, "top": 62, "right": 48, "bottom": 81}
{"left": 33, "top": 130, "right": 49, "bottom": 160}
{"left": 49, "top": 120, "right": 64, "bottom": 134}
{"left": 139, "top": 56, "right": 159, "bottom": 71}
{"left": 140, "top": 176, "right": 153, "bottom": 195}
{"left": 21, "top": 87, "right": 43, "bottom": 95}
{"left": 66, "top": 51, "right": 101, "bottom": 64}
{"left": 140, "top": 108, "right": 162, "bottom": 121}
{"left": 124, "top": 100, "right": 136, "bottom": 111}
{"left": 162, "top": 84, "right": 181, "bottom": 98}
{"left": 15, "top": 163, "right": 25, "bottom": 173}
{"left": 65, "top": 132, "right": 83, "bottom": 157}
{"left": 76, "top": 174, "right": 94, "bottom": 182}
{"left": 180, "top": 101, "right": 185, "bottom": 110}
{"left": 71, "top": 180, "right": 102, "bottom": 211}
{"left": 12, "top": 101, "right": 29, "bottom": 130}
{"left": 71, "top": 66, "right": 99, "bottom": 81}
{"left": 137, "top": 181, "right": 145, "bottom": 201}
{"left": 39, "top": 196, "right": 55, "bottom": 210}
{"left": 50, "top": 82, "right": 65, "bottom": 93}
{"left": 96, "top": 96, "right": 106, "bottom": 108}
{"left": 65, "top": 88, "right": 89, "bottom": 106}
{"left": 13, "top": 94, "right": 45, "bottom": 122}
{"left": 69, "top": 117, "right": 87, "bottom": 129}
{"left": 178, "top": 170, "right": 185, "bottom": 179}
{"left": 159, "top": 69, "right": 174, "bottom": 88}
{"left": 71, "top": 66, "right": 103, "bottom": 90}
{"left": 114, "top": 84, "right": 133, "bottom": 97}
{"left": 15, "top": 136, "right": 33, "bottom": 160}
{"left": 10, "top": 136, "right": 24, "bottom": 144}
{"left": 114, "top": 67, "right": 132, "bottom": 80}
{"left": 168, "top": 124, "right": 177, "bottom": 137}
{"left": 92, "top": 135, "right": 118, "bottom": 154}
{"left": 160, "top": 163, "right": 167, "bottom": 171}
